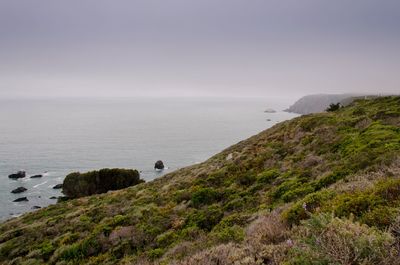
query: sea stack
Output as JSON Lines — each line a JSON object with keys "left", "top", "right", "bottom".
{"left": 154, "top": 160, "right": 164, "bottom": 170}
{"left": 11, "top": 187, "right": 27, "bottom": 194}
{"left": 13, "top": 197, "right": 28, "bottom": 202}
{"left": 8, "top": 171, "right": 26, "bottom": 179}
{"left": 53, "top": 184, "right": 63, "bottom": 189}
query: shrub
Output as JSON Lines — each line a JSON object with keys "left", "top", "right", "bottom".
{"left": 147, "top": 248, "right": 164, "bottom": 260}
{"left": 246, "top": 212, "right": 287, "bottom": 245}
{"left": 236, "top": 173, "right": 256, "bottom": 186}
{"left": 281, "top": 185, "right": 315, "bottom": 202}
{"left": 290, "top": 214, "right": 398, "bottom": 264}
{"left": 39, "top": 241, "right": 55, "bottom": 260}
{"left": 361, "top": 206, "right": 399, "bottom": 228}
{"left": 211, "top": 225, "right": 244, "bottom": 243}
{"left": 283, "top": 190, "right": 336, "bottom": 225}
{"left": 256, "top": 169, "right": 280, "bottom": 184}
{"left": 326, "top": 102, "right": 342, "bottom": 112}
{"left": 60, "top": 238, "right": 100, "bottom": 261}
{"left": 312, "top": 170, "right": 350, "bottom": 190}
{"left": 333, "top": 193, "right": 383, "bottom": 218}
{"left": 171, "top": 243, "right": 255, "bottom": 265}
{"left": 187, "top": 206, "right": 224, "bottom": 231}
{"left": 374, "top": 178, "right": 400, "bottom": 202}
{"left": 191, "top": 188, "right": 220, "bottom": 207}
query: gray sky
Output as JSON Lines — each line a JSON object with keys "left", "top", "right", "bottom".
{"left": 0, "top": 0, "right": 399, "bottom": 98}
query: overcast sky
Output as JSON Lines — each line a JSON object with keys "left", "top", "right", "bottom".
{"left": 0, "top": 0, "right": 399, "bottom": 98}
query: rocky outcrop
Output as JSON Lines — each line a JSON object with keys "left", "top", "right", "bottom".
{"left": 154, "top": 160, "right": 165, "bottom": 170}
{"left": 13, "top": 197, "right": 28, "bottom": 202}
{"left": 53, "top": 184, "right": 63, "bottom": 189}
{"left": 8, "top": 171, "right": 26, "bottom": 179}
{"left": 11, "top": 187, "right": 27, "bottom": 194}
{"left": 285, "top": 94, "right": 364, "bottom": 114}
{"left": 62, "top": 168, "right": 144, "bottom": 198}
{"left": 264, "top": 108, "right": 276, "bottom": 113}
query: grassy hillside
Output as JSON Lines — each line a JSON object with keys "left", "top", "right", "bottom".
{"left": 1, "top": 97, "right": 400, "bottom": 265}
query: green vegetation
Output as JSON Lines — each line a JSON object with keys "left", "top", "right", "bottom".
{"left": 0, "top": 96, "right": 399, "bottom": 264}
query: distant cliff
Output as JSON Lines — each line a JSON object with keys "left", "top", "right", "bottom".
{"left": 285, "top": 93, "right": 363, "bottom": 114}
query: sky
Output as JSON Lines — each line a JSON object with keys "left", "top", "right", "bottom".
{"left": 0, "top": 0, "right": 399, "bottom": 98}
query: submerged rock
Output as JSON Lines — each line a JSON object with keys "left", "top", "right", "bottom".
{"left": 264, "top": 108, "right": 276, "bottom": 113}
{"left": 53, "top": 184, "right": 63, "bottom": 189}
{"left": 63, "top": 168, "right": 144, "bottom": 198}
{"left": 13, "top": 197, "right": 28, "bottom": 202}
{"left": 30, "top": 174, "right": 43, "bottom": 178}
{"left": 8, "top": 171, "right": 26, "bottom": 179}
{"left": 11, "top": 187, "right": 27, "bottom": 194}
{"left": 32, "top": 206, "right": 41, "bottom": 209}
{"left": 49, "top": 196, "right": 58, "bottom": 199}
{"left": 154, "top": 160, "right": 165, "bottom": 170}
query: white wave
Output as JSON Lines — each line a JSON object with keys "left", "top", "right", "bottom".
{"left": 33, "top": 181, "right": 48, "bottom": 188}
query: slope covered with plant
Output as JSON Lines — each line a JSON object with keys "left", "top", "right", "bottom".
{"left": 1, "top": 97, "right": 400, "bottom": 265}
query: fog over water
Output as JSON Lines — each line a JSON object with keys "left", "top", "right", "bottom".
{"left": 1, "top": 0, "right": 399, "bottom": 98}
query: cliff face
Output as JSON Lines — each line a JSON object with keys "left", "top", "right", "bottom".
{"left": 285, "top": 93, "right": 364, "bottom": 114}
{"left": 1, "top": 97, "right": 400, "bottom": 265}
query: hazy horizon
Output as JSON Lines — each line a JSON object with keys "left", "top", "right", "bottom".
{"left": 1, "top": 0, "right": 399, "bottom": 98}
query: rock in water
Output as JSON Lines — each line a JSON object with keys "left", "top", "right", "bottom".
{"left": 11, "top": 187, "right": 27, "bottom": 194}
{"left": 8, "top": 171, "right": 26, "bottom": 179}
{"left": 264, "top": 108, "right": 276, "bottom": 113}
{"left": 53, "top": 184, "right": 63, "bottom": 189}
{"left": 154, "top": 160, "right": 165, "bottom": 170}
{"left": 32, "top": 206, "right": 41, "bottom": 209}
{"left": 13, "top": 197, "right": 28, "bottom": 202}
{"left": 30, "top": 174, "right": 43, "bottom": 178}
{"left": 63, "top": 168, "right": 144, "bottom": 198}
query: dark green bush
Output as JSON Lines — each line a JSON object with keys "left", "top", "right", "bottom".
{"left": 333, "top": 193, "right": 383, "bottom": 218}
{"left": 313, "top": 170, "right": 350, "bottom": 190}
{"left": 236, "top": 173, "right": 256, "bottom": 186}
{"left": 326, "top": 103, "right": 342, "bottom": 112}
{"left": 257, "top": 169, "right": 280, "bottom": 184}
{"left": 187, "top": 205, "right": 224, "bottom": 231}
{"left": 283, "top": 190, "right": 336, "bottom": 225}
{"left": 361, "top": 206, "right": 399, "bottom": 228}
{"left": 191, "top": 188, "right": 220, "bottom": 207}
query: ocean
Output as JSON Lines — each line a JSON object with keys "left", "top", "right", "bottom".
{"left": 0, "top": 97, "right": 297, "bottom": 220}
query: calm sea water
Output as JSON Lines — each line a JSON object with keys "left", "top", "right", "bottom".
{"left": 0, "top": 97, "right": 297, "bottom": 220}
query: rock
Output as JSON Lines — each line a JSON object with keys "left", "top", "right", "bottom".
{"left": 63, "top": 168, "right": 144, "bottom": 198}
{"left": 57, "top": 196, "right": 69, "bottom": 202}
{"left": 154, "top": 160, "right": 165, "bottom": 170}
{"left": 266, "top": 119, "right": 271, "bottom": 121}
{"left": 30, "top": 174, "right": 43, "bottom": 178}
{"left": 53, "top": 184, "right": 63, "bottom": 189}
{"left": 8, "top": 171, "right": 26, "bottom": 179}
{"left": 49, "top": 196, "right": 57, "bottom": 199}
{"left": 32, "top": 206, "right": 41, "bottom": 209}
{"left": 13, "top": 197, "right": 28, "bottom": 202}
{"left": 264, "top": 108, "right": 276, "bottom": 113}
{"left": 11, "top": 187, "right": 27, "bottom": 194}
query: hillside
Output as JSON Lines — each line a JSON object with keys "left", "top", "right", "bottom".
{"left": 285, "top": 93, "right": 365, "bottom": 114}
{"left": 1, "top": 97, "right": 400, "bottom": 265}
